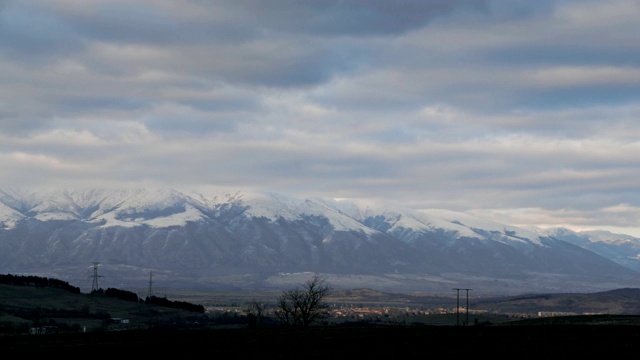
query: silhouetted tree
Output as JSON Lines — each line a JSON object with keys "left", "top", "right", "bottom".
{"left": 275, "top": 275, "right": 332, "bottom": 328}
{"left": 246, "top": 299, "right": 267, "bottom": 328}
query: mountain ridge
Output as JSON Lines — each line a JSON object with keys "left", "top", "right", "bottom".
{"left": 1, "top": 188, "right": 639, "bottom": 295}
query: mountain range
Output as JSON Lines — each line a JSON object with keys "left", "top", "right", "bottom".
{"left": 1, "top": 188, "right": 640, "bottom": 296}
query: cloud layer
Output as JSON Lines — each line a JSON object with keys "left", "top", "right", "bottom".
{"left": 2, "top": 0, "right": 640, "bottom": 235}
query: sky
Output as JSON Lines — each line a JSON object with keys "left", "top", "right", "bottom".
{"left": 1, "top": 0, "right": 640, "bottom": 236}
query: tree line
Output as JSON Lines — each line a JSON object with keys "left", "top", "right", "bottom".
{"left": 1, "top": 273, "right": 204, "bottom": 313}
{"left": 96, "top": 287, "right": 205, "bottom": 313}
{"left": 0, "top": 273, "right": 80, "bottom": 293}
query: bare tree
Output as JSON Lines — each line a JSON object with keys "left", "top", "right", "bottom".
{"left": 246, "top": 299, "right": 267, "bottom": 328}
{"left": 275, "top": 275, "right": 332, "bottom": 328}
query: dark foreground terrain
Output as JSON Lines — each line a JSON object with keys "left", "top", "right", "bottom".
{"left": 3, "top": 276, "right": 640, "bottom": 357}
{"left": 2, "top": 323, "right": 640, "bottom": 357}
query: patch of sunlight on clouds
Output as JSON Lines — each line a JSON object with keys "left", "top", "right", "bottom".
{"left": 8, "top": 152, "right": 77, "bottom": 169}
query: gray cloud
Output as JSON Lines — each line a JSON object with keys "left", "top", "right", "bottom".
{"left": 212, "top": 0, "right": 490, "bottom": 37}
{"left": 1, "top": 0, "right": 640, "bottom": 236}
{"left": 0, "top": 4, "right": 85, "bottom": 64}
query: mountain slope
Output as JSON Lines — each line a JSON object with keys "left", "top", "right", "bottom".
{"left": 1, "top": 188, "right": 639, "bottom": 295}
{"left": 542, "top": 227, "right": 640, "bottom": 272}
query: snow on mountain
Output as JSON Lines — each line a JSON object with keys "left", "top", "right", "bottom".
{"left": 315, "top": 198, "right": 474, "bottom": 238}
{"left": 321, "top": 198, "right": 544, "bottom": 245}
{"left": 99, "top": 189, "right": 379, "bottom": 234}
{"left": 545, "top": 227, "right": 640, "bottom": 246}
{"left": 581, "top": 230, "right": 640, "bottom": 246}
{"left": 0, "top": 188, "right": 209, "bottom": 229}
{"left": 0, "top": 202, "right": 24, "bottom": 229}
{"left": 0, "top": 188, "right": 36, "bottom": 229}
{"left": 92, "top": 202, "right": 207, "bottom": 228}
{"left": 89, "top": 188, "right": 209, "bottom": 228}
{"left": 240, "top": 191, "right": 309, "bottom": 220}
{"left": 541, "top": 227, "right": 640, "bottom": 272}
{"left": 417, "top": 208, "right": 545, "bottom": 245}
{"left": 1, "top": 188, "right": 640, "bottom": 294}
{"left": 0, "top": 188, "right": 632, "bottom": 250}
{"left": 0, "top": 188, "right": 557, "bottom": 244}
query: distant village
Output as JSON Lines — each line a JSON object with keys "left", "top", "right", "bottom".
{"left": 206, "top": 303, "right": 573, "bottom": 327}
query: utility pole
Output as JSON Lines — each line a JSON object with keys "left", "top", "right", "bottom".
{"left": 453, "top": 288, "right": 472, "bottom": 326}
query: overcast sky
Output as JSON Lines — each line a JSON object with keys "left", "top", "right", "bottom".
{"left": 1, "top": 0, "right": 640, "bottom": 236}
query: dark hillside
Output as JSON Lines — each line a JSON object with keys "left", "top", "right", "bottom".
{"left": 473, "top": 287, "right": 640, "bottom": 314}
{"left": 0, "top": 279, "right": 209, "bottom": 334}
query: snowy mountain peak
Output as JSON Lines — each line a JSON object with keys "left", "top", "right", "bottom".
{"left": 0, "top": 188, "right": 567, "bottom": 243}
{"left": 2, "top": 187, "right": 640, "bottom": 294}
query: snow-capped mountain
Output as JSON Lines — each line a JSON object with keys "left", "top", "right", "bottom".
{"left": 1, "top": 188, "right": 639, "bottom": 295}
{"left": 541, "top": 227, "right": 640, "bottom": 272}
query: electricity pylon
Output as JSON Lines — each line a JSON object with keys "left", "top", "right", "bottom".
{"left": 147, "top": 271, "right": 154, "bottom": 298}
{"left": 90, "top": 262, "right": 103, "bottom": 292}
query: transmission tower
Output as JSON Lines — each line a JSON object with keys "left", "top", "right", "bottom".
{"left": 90, "top": 262, "right": 104, "bottom": 292}
{"left": 147, "top": 271, "right": 154, "bottom": 298}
